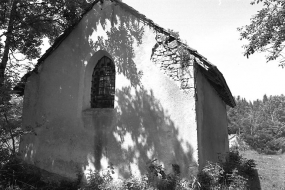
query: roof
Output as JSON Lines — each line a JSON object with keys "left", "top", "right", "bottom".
{"left": 14, "top": 0, "right": 235, "bottom": 107}
{"left": 194, "top": 57, "right": 236, "bottom": 107}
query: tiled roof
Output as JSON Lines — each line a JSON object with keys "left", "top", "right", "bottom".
{"left": 14, "top": 0, "right": 235, "bottom": 107}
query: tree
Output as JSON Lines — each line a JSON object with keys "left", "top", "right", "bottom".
{"left": 228, "top": 94, "right": 285, "bottom": 154}
{"left": 0, "top": 0, "right": 94, "bottom": 86}
{"left": 238, "top": 0, "right": 285, "bottom": 67}
{"left": 0, "top": 95, "right": 23, "bottom": 157}
{"left": 0, "top": 0, "right": 98, "bottom": 163}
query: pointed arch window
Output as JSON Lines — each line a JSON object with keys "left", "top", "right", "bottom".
{"left": 91, "top": 56, "right": 115, "bottom": 108}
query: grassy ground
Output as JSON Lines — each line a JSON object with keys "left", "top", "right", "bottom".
{"left": 240, "top": 150, "right": 285, "bottom": 190}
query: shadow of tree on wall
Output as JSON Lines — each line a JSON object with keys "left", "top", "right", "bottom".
{"left": 79, "top": 1, "right": 197, "bottom": 178}
{"left": 84, "top": 87, "right": 196, "bottom": 178}
{"left": 19, "top": 1, "right": 197, "bottom": 180}
{"left": 83, "top": 1, "right": 145, "bottom": 87}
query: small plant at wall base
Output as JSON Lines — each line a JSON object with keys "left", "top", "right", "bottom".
{"left": 82, "top": 160, "right": 197, "bottom": 190}
{"left": 145, "top": 159, "right": 180, "bottom": 190}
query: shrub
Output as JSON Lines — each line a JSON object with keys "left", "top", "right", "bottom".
{"left": 197, "top": 162, "right": 225, "bottom": 190}
{"left": 241, "top": 132, "right": 285, "bottom": 155}
{"left": 123, "top": 175, "right": 149, "bottom": 190}
{"left": 197, "top": 149, "right": 256, "bottom": 190}
{"left": 1, "top": 151, "right": 256, "bottom": 190}
{"left": 227, "top": 169, "right": 247, "bottom": 190}
{"left": 81, "top": 160, "right": 199, "bottom": 190}
{"left": 82, "top": 169, "right": 114, "bottom": 190}
{"left": 146, "top": 159, "right": 178, "bottom": 190}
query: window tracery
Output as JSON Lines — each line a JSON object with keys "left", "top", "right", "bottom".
{"left": 91, "top": 56, "right": 115, "bottom": 108}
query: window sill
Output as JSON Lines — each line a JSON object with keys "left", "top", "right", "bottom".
{"left": 82, "top": 108, "right": 115, "bottom": 116}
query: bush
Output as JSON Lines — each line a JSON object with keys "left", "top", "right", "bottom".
{"left": 122, "top": 175, "right": 148, "bottom": 190}
{"left": 82, "top": 168, "right": 115, "bottom": 190}
{"left": 197, "top": 149, "right": 256, "bottom": 190}
{"left": 197, "top": 162, "right": 225, "bottom": 189}
{"left": 0, "top": 151, "right": 256, "bottom": 190}
{"left": 81, "top": 160, "right": 199, "bottom": 190}
{"left": 242, "top": 133, "right": 285, "bottom": 154}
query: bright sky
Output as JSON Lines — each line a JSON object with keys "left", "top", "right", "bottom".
{"left": 123, "top": 0, "right": 285, "bottom": 102}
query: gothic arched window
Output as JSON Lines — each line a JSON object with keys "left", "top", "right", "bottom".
{"left": 91, "top": 56, "right": 115, "bottom": 108}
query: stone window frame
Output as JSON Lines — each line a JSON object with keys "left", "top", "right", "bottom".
{"left": 91, "top": 56, "right": 115, "bottom": 108}
{"left": 82, "top": 50, "right": 115, "bottom": 111}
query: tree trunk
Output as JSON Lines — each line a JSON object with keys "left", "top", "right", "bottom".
{"left": 0, "top": 0, "right": 17, "bottom": 86}
{"left": 4, "top": 113, "right": 16, "bottom": 154}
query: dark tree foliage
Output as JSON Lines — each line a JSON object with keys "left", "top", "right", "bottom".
{"left": 0, "top": 0, "right": 97, "bottom": 176}
{"left": 0, "top": 0, "right": 96, "bottom": 159}
{"left": 0, "top": 0, "right": 94, "bottom": 85}
{"left": 238, "top": 0, "right": 285, "bottom": 67}
{"left": 227, "top": 94, "right": 285, "bottom": 154}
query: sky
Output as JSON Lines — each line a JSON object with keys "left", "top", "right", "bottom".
{"left": 122, "top": 0, "right": 285, "bottom": 102}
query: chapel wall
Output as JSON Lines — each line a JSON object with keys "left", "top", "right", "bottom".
{"left": 195, "top": 66, "right": 229, "bottom": 169}
{"left": 20, "top": 0, "right": 199, "bottom": 179}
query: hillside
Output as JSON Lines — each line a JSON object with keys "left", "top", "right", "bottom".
{"left": 227, "top": 95, "right": 285, "bottom": 154}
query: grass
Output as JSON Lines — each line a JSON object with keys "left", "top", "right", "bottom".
{"left": 240, "top": 149, "right": 285, "bottom": 190}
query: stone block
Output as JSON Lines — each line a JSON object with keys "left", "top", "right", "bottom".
{"left": 181, "top": 81, "right": 189, "bottom": 89}
{"left": 156, "top": 55, "right": 162, "bottom": 60}
{"left": 164, "top": 51, "right": 173, "bottom": 56}
{"left": 172, "top": 75, "right": 179, "bottom": 81}
{"left": 168, "top": 40, "right": 178, "bottom": 49}
{"left": 187, "top": 78, "right": 195, "bottom": 88}
{"left": 189, "top": 54, "right": 195, "bottom": 60}
{"left": 166, "top": 70, "right": 173, "bottom": 76}
{"left": 151, "top": 55, "right": 157, "bottom": 60}
{"left": 163, "top": 60, "right": 174, "bottom": 66}
{"left": 154, "top": 51, "right": 161, "bottom": 55}
{"left": 156, "top": 33, "right": 169, "bottom": 43}
{"left": 169, "top": 63, "right": 180, "bottom": 69}
{"left": 163, "top": 56, "right": 171, "bottom": 61}
{"left": 173, "top": 77, "right": 179, "bottom": 81}
{"left": 157, "top": 45, "right": 166, "bottom": 52}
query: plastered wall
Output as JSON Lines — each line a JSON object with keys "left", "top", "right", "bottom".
{"left": 19, "top": 0, "right": 198, "bottom": 179}
{"left": 195, "top": 66, "right": 229, "bottom": 169}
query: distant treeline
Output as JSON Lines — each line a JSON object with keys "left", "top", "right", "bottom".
{"left": 227, "top": 95, "right": 285, "bottom": 154}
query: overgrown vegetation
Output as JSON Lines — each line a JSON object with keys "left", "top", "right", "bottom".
{"left": 197, "top": 149, "right": 256, "bottom": 190}
{"left": 0, "top": 149, "right": 257, "bottom": 190}
{"left": 227, "top": 95, "right": 285, "bottom": 154}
